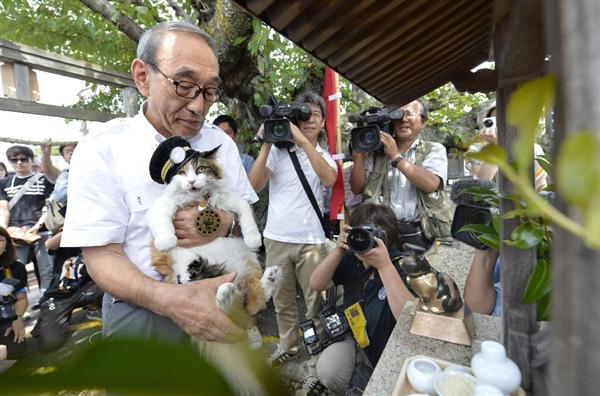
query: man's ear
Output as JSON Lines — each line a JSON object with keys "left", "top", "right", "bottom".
{"left": 131, "top": 59, "right": 150, "bottom": 97}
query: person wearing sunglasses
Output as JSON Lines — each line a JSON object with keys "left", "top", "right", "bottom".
{"left": 0, "top": 145, "right": 58, "bottom": 301}
{"left": 60, "top": 21, "right": 257, "bottom": 344}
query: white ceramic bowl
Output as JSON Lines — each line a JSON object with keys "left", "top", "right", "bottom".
{"left": 406, "top": 357, "right": 441, "bottom": 394}
{"left": 433, "top": 370, "right": 478, "bottom": 396}
{"left": 444, "top": 363, "right": 472, "bottom": 374}
{"left": 473, "top": 382, "right": 505, "bottom": 396}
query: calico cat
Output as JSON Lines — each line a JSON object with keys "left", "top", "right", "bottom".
{"left": 147, "top": 144, "right": 280, "bottom": 335}
{"left": 147, "top": 143, "right": 281, "bottom": 395}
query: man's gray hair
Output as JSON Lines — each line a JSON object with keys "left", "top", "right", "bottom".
{"left": 295, "top": 91, "right": 326, "bottom": 117}
{"left": 137, "top": 21, "right": 218, "bottom": 66}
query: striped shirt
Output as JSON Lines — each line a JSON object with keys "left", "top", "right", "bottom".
{"left": 0, "top": 173, "right": 54, "bottom": 227}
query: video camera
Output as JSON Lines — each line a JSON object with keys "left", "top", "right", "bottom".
{"left": 346, "top": 223, "right": 387, "bottom": 254}
{"left": 259, "top": 95, "right": 312, "bottom": 149}
{"left": 0, "top": 277, "right": 20, "bottom": 323}
{"left": 349, "top": 107, "right": 405, "bottom": 152}
{"left": 450, "top": 179, "right": 496, "bottom": 250}
{"left": 300, "top": 287, "right": 352, "bottom": 356}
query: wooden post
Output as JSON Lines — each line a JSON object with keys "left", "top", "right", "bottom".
{"left": 546, "top": 2, "right": 600, "bottom": 395}
{"left": 121, "top": 87, "right": 138, "bottom": 117}
{"left": 493, "top": 0, "right": 545, "bottom": 392}
{"left": 13, "top": 63, "right": 32, "bottom": 100}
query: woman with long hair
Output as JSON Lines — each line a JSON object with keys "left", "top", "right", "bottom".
{"left": 0, "top": 226, "right": 28, "bottom": 358}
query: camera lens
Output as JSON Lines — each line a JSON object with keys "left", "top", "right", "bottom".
{"left": 465, "top": 209, "right": 492, "bottom": 242}
{"left": 483, "top": 118, "right": 495, "bottom": 128}
{"left": 347, "top": 228, "right": 373, "bottom": 253}
{"left": 271, "top": 122, "right": 288, "bottom": 140}
{"left": 358, "top": 127, "right": 380, "bottom": 151}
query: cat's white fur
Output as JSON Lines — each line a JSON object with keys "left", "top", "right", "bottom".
{"left": 147, "top": 160, "right": 281, "bottom": 344}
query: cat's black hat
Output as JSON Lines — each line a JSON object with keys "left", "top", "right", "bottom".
{"left": 149, "top": 137, "right": 201, "bottom": 184}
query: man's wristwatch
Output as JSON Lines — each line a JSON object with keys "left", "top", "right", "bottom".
{"left": 390, "top": 153, "right": 406, "bottom": 168}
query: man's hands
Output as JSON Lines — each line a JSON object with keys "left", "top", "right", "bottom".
{"left": 480, "top": 125, "right": 497, "bottom": 145}
{"left": 380, "top": 131, "right": 401, "bottom": 161}
{"left": 356, "top": 236, "right": 393, "bottom": 270}
{"left": 5, "top": 317, "right": 25, "bottom": 343}
{"left": 173, "top": 204, "right": 234, "bottom": 248}
{"left": 163, "top": 273, "right": 244, "bottom": 342}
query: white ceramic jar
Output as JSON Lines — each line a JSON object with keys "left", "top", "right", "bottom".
{"left": 406, "top": 357, "right": 441, "bottom": 395}
{"left": 471, "top": 341, "right": 522, "bottom": 394}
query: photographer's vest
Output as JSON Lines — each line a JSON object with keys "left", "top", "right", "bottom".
{"left": 362, "top": 139, "right": 434, "bottom": 205}
{"left": 362, "top": 140, "right": 453, "bottom": 240}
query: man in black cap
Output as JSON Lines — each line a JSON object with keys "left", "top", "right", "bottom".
{"left": 61, "top": 22, "right": 257, "bottom": 343}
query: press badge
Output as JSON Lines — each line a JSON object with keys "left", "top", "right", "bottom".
{"left": 344, "top": 302, "right": 370, "bottom": 348}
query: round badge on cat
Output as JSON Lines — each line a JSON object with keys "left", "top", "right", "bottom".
{"left": 196, "top": 208, "right": 221, "bottom": 235}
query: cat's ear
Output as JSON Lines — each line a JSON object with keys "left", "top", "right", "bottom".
{"left": 198, "top": 145, "right": 221, "bottom": 159}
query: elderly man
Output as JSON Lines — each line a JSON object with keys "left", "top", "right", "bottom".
{"left": 61, "top": 22, "right": 257, "bottom": 343}
{"left": 350, "top": 99, "right": 448, "bottom": 252}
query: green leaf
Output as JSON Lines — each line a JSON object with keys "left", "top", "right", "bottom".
{"left": 536, "top": 154, "right": 553, "bottom": 177}
{"left": 478, "top": 234, "right": 500, "bottom": 250}
{"left": 232, "top": 36, "right": 247, "bottom": 46}
{"left": 584, "top": 193, "right": 600, "bottom": 245}
{"left": 505, "top": 222, "right": 544, "bottom": 249}
{"left": 522, "top": 258, "right": 551, "bottom": 303}
{"left": 135, "top": 5, "right": 149, "bottom": 16}
{"left": 536, "top": 291, "right": 552, "bottom": 321}
{"left": 556, "top": 131, "right": 600, "bottom": 207}
{"left": 468, "top": 144, "right": 507, "bottom": 167}
{"left": 110, "top": 10, "right": 121, "bottom": 23}
{"left": 492, "top": 214, "right": 500, "bottom": 234}
{"left": 459, "top": 223, "right": 497, "bottom": 237}
{"left": 507, "top": 75, "right": 556, "bottom": 173}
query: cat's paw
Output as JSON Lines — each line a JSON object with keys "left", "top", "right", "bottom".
{"left": 216, "top": 282, "right": 237, "bottom": 313}
{"left": 154, "top": 235, "right": 177, "bottom": 251}
{"left": 247, "top": 326, "right": 263, "bottom": 351}
{"left": 261, "top": 266, "right": 283, "bottom": 299}
{"left": 243, "top": 232, "right": 262, "bottom": 250}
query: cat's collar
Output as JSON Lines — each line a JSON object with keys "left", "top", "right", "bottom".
{"left": 197, "top": 193, "right": 212, "bottom": 209}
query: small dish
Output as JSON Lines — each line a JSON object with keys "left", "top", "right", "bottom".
{"left": 433, "top": 370, "right": 478, "bottom": 396}
{"left": 444, "top": 363, "right": 472, "bottom": 374}
{"left": 406, "top": 357, "right": 441, "bottom": 394}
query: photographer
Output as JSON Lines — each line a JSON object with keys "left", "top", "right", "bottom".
{"left": 309, "top": 203, "right": 414, "bottom": 395}
{"left": 248, "top": 91, "right": 337, "bottom": 389}
{"left": 0, "top": 226, "right": 28, "bottom": 358}
{"left": 349, "top": 100, "right": 448, "bottom": 256}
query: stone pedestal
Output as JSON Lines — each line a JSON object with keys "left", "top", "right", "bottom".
{"left": 363, "top": 300, "right": 502, "bottom": 396}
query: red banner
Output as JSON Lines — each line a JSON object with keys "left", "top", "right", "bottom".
{"left": 322, "top": 67, "right": 345, "bottom": 223}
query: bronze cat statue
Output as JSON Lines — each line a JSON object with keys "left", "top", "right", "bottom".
{"left": 400, "top": 243, "right": 463, "bottom": 314}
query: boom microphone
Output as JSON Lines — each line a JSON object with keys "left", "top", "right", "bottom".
{"left": 348, "top": 113, "right": 361, "bottom": 123}
{"left": 259, "top": 104, "right": 273, "bottom": 118}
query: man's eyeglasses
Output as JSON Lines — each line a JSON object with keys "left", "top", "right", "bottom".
{"left": 148, "top": 63, "right": 220, "bottom": 103}
{"left": 8, "top": 157, "right": 30, "bottom": 164}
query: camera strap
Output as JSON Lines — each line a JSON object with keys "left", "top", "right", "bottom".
{"left": 287, "top": 148, "right": 332, "bottom": 239}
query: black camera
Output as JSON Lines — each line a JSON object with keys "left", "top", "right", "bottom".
{"left": 300, "top": 302, "right": 351, "bottom": 356}
{"left": 0, "top": 278, "right": 20, "bottom": 323}
{"left": 346, "top": 223, "right": 387, "bottom": 254}
{"left": 349, "top": 107, "right": 405, "bottom": 152}
{"left": 450, "top": 179, "right": 496, "bottom": 250}
{"left": 259, "top": 95, "right": 311, "bottom": 148}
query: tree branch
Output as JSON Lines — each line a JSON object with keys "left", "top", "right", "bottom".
{"left": 79, "top": 0, "right": 144, "bottom": 42}
{"left": 166, "top": 0, "right": 194, "bottom": 23}
{"left": 131, "top": 0, "right": 163, "bottom": 24}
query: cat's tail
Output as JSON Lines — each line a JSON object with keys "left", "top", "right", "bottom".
{"left": 194, "top": 339, "right": 269, "bottom": 396}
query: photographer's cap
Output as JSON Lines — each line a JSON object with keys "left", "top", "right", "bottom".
{"left": 149, "top": 136, "right": 199, "bottom": 184}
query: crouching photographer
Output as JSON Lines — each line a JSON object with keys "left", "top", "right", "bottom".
{"left": 0, "top": 227, "right": 28, "bottom": 358}
{"left": 308, "top": 203, "right": 414, "bottom": 395}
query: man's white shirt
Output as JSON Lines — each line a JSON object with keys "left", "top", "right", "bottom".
{"left": 365, "top": 138, "right": 447, "bottom": 222}
{"left": 62, "top": 105, "right": 258, "bottom": 280}
{"left": 263, "top": 143, "right": 337, "bottom": 244}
